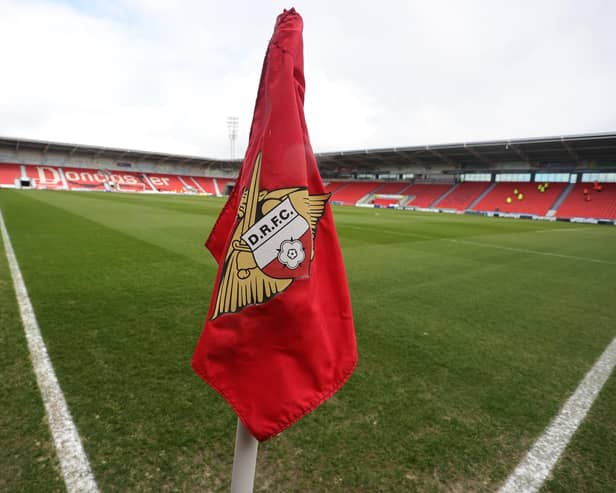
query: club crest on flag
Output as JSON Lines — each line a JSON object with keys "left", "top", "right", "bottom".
{"left": 211, "top": 152, "right": 330, "bottom": 319}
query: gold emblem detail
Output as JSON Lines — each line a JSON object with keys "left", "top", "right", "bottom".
{"left": 211, "top": 153, "right": 329, "bottom": 319}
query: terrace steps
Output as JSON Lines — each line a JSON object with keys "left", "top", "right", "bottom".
{"left": 468, "top": 182, "right": 496, "bottom": 209}
{"left": 430, "top": 183, "right": 459, "bottom": 208}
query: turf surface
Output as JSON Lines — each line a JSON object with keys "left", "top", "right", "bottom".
{"left": 0, "top": 189, "right": 614, "bottom": 492}
{"left": 0, "top": 210, "right": 64, "bottom": 492}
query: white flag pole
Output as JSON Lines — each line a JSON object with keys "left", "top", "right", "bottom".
{"left": 230, "top": 418, "right": 259, "bottom": 493}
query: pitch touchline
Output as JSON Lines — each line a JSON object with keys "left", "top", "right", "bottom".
{"left": 448, "top": 239, "right": 615, "bottom": 265}
{"left": 498, "top": 336, "right": 616, "bottom": 493}
{"left": 0, "top": 210, "right": 99, "bottom": 493}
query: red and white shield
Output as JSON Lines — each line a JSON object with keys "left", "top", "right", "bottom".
{"left": 241, "top": 197, "right": 312, "bottom": 279}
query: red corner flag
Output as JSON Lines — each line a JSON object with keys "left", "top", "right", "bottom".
{"left": 192, "top": 8, "right": 357, "bottom": 442}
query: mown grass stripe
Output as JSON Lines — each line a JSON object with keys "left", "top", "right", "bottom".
{"left": 0, "top": 210, "right": 99, "bottom": 493}
{"left": 499, "top": 337, "right": 616, "bottom": 493}
{"left": 449, "top": 238, "right": 615, "bottom": 265}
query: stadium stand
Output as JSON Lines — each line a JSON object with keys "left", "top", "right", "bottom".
{"left": 434, "top": 182, "right": 491, "bottom": 211}
{"left": 556, "top": 183, "right": 616, "bottom": 219}
{"left": 373, "top": 197, "right": 401, "bottom": 207}
{"left": 405, "top": 184, "right": 452, "bottom": 207}
{"left": 1, "top": 162, "right": 234, "bottom": 195}
{"left": 375, "top": 182, "right": 412, "bottom": 194}
{"left": 3, "top": 134, "right": 616, "bottom": 222}
{"left": 190, "top": 176, "right": 217, "bottom": 194}
{"left": 0, "top": 163, "right": 21, "bottom": 187}
{"left": 216, "top": 178, "right": 235, "bottom": 195}
{"left": 63, "top": 166, "right": 109, "bottom": 190}
{"left": 25, "top": 165, "right": 66, "bottom": 190}
{"left": 330, "top": 181, "right": 380, "bottom": 205}
{"left": 146, "top": 173, "right": 186, "bottom": 193}
{"left": 21, "top": 164, "right": 155, "bottom": 192}
{"left": 472, "top": 182, "right": 566, "bottom": 216}
{"left": 113, "top": 172, "right": 151, "bottom": 192}
{"left": 178, "top": 175, "right": 202, "bottom": 193}
{"left": 324, "top": 181, "right": 348, "bottom": 194}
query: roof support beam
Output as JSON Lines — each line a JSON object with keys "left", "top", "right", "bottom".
{"left": 506, "top": 141, "right": 535, "bottom": 165}
{"left": 116, "top": 151, "right": 130, "bottom": 160}
{"left": 362, "top": 152, "right": 389, "bottom": 166}
{"left": 409, "top": 153, "right": 427, "bottom": 168}
{"left": 157, "top": 156, "right": 170, "bottom": 166}
{"left": 338, "top": 156, "right": 366, "bottom": 167}
{"left": 395, "top": 151, "right": 432, "bottom": 170}
{"left": 426, "top": 146, "right": 458, "bottom": 168}
{"left": 463, "top": 143, "right": 491, "bottom": 165}
{"left": 391, "top": 149, "right": 423, "bottom": 169}
{"left": 560, "top": 137, "right": 580, "bottom": 162}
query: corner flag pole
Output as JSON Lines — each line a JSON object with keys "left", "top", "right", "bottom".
{"left": 230, "top": 418, "right": 259, "bottom": 493}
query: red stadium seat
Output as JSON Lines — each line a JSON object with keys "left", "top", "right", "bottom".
{"left": 472, "top": 182, "right": 566, "bottom": 216}
{"left": 323, "top": 181, "right": 348, "bottom": 194}
{"left": 63, "top": 166, "right": 109, "bottom": 190}
{"left": 0, "top": 163, "right": 22, "bottom": 187}
{"left": 373, "top": 197, "right": 400, "bottom": 207}
{"left": 405, "top": 184, "right": 452, "bottom": 207}
{"left": 190, "top": 176, "right": 217, "bottom": 194}
{"left": 146, "top": 173, "right": 186, "bottom": 192}
{"left": 105, "top": 170, "right": 152, "bottom": 192}
{"left": 376, "top": 182, "right": 412, "bottom": 194}
{"left": 25, "top": 165, "right": 65, "bottom": 190}
{"left": 434, "top": 182, "right": 491, "bottom": 210}
{"left": 216, "top": 178, "right": 235, "bottom": 195}
{"left": 556, "top": 183, "right": 616, "bottom": 219}
{"left": 330, "top": 181, "right": 381, "bottom": 205}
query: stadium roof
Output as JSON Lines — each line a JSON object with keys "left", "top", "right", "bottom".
{"left": 315, "top": 132, "right": 616, "bottom": 171}
{"left": 1, "top": 132, "right": 615, "bottom": 172}
{"left": 0, "top": 135, "right": 233, "bottom": 169}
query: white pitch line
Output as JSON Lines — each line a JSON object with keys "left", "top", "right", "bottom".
{"left": 345, "top": 224, "right": 434, "bottom": 239}
{"left": 0, "top": 210, "right": 99, "bottom": 493}
{"left": 499, "top": 336, "right": 616, "bottom": 493}
{"left": 534, "top": 227, "right": 591, "bottom": 234}
{"left": 449, "top": 238, "right": 615, "bottom": 265}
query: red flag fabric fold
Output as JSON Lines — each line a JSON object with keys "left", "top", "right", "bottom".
{"left": 192, "top": 8, "right": 357, "bottom": 441}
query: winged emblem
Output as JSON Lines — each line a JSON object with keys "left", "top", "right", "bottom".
{"left": 212, "top": 152, "right": 330, "bottom": 319}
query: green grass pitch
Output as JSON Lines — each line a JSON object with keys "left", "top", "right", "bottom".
{"left": 1, "top": 189, "right": 615, "bottom": 492}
